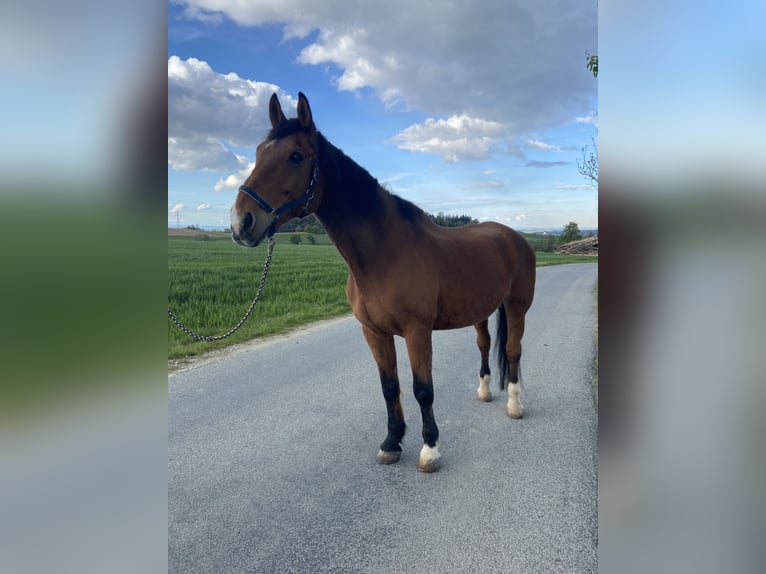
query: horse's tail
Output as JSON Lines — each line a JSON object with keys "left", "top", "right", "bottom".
{"left": 494, "top": 304, "right": 509, "bottom": 390}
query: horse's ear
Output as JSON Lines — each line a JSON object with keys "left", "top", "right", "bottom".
{"left": 269, "top": 93, "right": 286, "bottom": 129}
{"left": 296, "top": 92, "right": 315, "bottom": 132}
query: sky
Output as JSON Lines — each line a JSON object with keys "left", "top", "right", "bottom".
{"left": 168, "top": 0, "right": 598, "bottom": 231}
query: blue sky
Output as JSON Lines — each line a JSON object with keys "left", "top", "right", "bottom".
{"left": 168, "top": 1, "right": 597, "bottom": 231}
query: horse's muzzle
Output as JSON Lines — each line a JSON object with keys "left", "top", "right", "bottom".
{"left": 231, "top": 206, "right": 269, "bottom": 247}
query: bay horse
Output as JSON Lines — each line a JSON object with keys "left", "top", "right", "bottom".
{"left": 231, "top": 93, "right": 536, "bottom": 472}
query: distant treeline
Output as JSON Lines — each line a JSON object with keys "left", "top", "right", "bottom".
{"left": 278, "top": 214, "right": 325, "bottom": 234}
{"left": 428, "top": 212, "right": 478, "bottom": 227}
{"left": 279, "top": 211, "right": 478, "bottom": 233}
{"left": 275, "top": 212, "right": 592, "bottom": 253}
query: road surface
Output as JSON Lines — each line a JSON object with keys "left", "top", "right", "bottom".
{"left": 169, "top": 262, "right": 598, "bottom": 573}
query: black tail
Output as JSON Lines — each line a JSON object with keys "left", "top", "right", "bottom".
{"left": 494, "top": 304, "right": 509, "bottom": 390}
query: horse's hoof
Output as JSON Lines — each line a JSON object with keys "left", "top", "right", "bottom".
{"left": 477, "top": 375, "right": 492, "bottom": 402}
{"left": 507, "top": 406, "right": 524, "bottom": 419}
{"left": 376, "top": 449, "right": 401, "bottom": 465}
{"left": 417, "top": 458, "right": 441, "bottom": 473}
{"left": 477, "top": 390, "right": 493, "bottom": 402}
{"left": 416, "top": 445, "right": 441, "bottom": 473}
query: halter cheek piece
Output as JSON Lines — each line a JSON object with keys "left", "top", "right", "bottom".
{"left": 238, "top": 155, "right": 320, "bottom": 241}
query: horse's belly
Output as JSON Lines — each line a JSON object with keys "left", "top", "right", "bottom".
{"left": 432, "top": 288, "right": 504, "bottom": 330}
{"left": 432, "top": 302, "right": 500, "bottom": 330}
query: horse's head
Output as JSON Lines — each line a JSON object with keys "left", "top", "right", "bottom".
{"left": 231, "top": 92, "right": 320, "bottom": 247}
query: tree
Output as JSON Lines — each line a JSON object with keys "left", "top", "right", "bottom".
{"left": 306, "top": 234, "right": 316, "bottom": 245}
{"left": 577, "top": 51, "right": 598, "bottom": 184}
{"left": 586, "top": 51, "right": 598, "bottom": 78}
{"left": 559, "top": 222, "right": 582, "bottom": 245}
{"left": 577, "top": 136, "right": 598, "bottom": 185}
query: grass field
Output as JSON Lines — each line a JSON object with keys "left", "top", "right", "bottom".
{"left": 168, "top": 231, "right": 349, "bottom": 359}
{"left": 168, "top": 230, "right": 597, "bottom": 360}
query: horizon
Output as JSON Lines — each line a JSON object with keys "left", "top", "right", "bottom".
{"left": 168, "top": 223, "right": 599, "bottom": 235}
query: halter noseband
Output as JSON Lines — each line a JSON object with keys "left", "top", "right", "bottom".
{"left": 238, "top": 155, "right": 320, "bottom": 241}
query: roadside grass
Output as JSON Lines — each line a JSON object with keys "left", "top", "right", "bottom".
{"left": 535, "top": 253, "right": 598, "bottom": 267}
{"left": 168, "top": 232, "right": 598, "bottom": 361}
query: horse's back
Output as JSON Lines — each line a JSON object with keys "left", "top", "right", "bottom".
{"left": 432, "top": 221, "right": 535, "bottom": 279}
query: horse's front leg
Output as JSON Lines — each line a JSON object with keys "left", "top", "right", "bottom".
{"left": 362, "top": 325, "right": 406, "bottom": 465}
{"left": 404, "top": 327, "right": 441, "bottom": 473}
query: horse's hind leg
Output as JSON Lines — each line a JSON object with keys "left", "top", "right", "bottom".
{"left": 362, "top": 326, "right": 406, "bottom": 465}
{"left": 504, "top": 298, "right": 529, "bottom": 419}
{"left": 475, "top": 320, "right": 492, "bottom": 402}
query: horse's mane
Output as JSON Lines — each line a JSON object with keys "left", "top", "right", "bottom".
{"left": 267, "top": 121, "right": 429, "bottom": 227}
{"left": 391, "top": 194, "right": 427, "bottom": 223}
{"left": 317, "top": 132, "right": 430, "bottom": 227}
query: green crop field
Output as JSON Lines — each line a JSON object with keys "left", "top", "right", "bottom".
{"left": 168, "top": 230, "right": 597, "bottom": 361}
{"left": 168, "top": 231, "right": 350, "bottom": 360}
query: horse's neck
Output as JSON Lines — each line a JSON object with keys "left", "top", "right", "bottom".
{"left": 315, "top": 138, "right": 397, "bottom": 278}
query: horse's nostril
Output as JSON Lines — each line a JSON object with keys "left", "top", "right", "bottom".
{"left": 243, "top": 212, "right": 253, "bottom": 230}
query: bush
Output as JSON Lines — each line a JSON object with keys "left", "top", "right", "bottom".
{"left": 306, "top": 234, "right": 316, "bottom": 245}
{"left": 290, "top": 234, "right": 302, "bottom": 244}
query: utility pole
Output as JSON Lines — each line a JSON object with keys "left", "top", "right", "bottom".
{"left": 176, "top": 212, "right": 180, "bottom": 228}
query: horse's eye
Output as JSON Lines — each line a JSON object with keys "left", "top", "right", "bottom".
{"left": 289, "top": 151, "right": 304, "bottom": 164}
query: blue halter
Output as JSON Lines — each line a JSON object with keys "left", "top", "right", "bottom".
{"left": 238, "top": 157, "right": 320, "bottom": 241}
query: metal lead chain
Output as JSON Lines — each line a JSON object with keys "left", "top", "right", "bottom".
{"left": 168, "top": 236, "right": 275, "bottom": 342}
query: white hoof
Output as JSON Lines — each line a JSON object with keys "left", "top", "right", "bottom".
{"left": 417, "top": 444, "right": 441, "bottom": 473}
{"left": 477, "top": 374, "right": 492, "bottom": 402}
{"left": 507, "top": 383, "right": 524, "bottom": 419}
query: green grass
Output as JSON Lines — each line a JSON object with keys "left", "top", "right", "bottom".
{"left": 168, "top": 232, "right": 597, "bottom": 360}
{"left": 535, "top": 253, "right": 598, "bottom": 267}
{"left": 168, "top": 232, "right": 350, "bottom": 360}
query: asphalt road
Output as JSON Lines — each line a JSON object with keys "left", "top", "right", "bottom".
{"left": 169, "top": 262, "right": 598, "bottom": 573}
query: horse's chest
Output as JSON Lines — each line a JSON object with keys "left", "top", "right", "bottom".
{"left": 345, "top": 276, "right": 425, "bottom": 335}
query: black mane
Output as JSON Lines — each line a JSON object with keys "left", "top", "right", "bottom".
{"left": 315, "top": 132, "right": 383, "bottom": 222}
{"left": 315, "top": 133, "right": 430, "bottom": 227}
{"left": 392, "top": 194, "right": 427, "bottom": 222}
{"left": 267, "top": 123, "right": 428, "bottom": 228}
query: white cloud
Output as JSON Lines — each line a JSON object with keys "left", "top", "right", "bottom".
{"left": 170, "top": 203, "right": 184, "bottom": 213}
{"left": 389, "top": 114, "right": 506, "bottom": 162}
{"left": 576, "top": 115, "right": 598, "bottom": 125}
{"left": 515, "top": 214, "right": 528, "bottom": 221}
{"left": 527, "top": 139, "right": 560, "bottom": 151}
{"left": 168, "top": 136, "right": 250, "bottom": 172}
{"left": 168, "top": 55, "right": 297, "bottom": 172}
{"left": 213, "top": 161, "right": 255, "bottom": 192}
{"left": 175, "top": 1, "right": 596, "bottom": 132}
{"left": 555, "top": 183, "right": 596, "bottom": 191}
{"left": 196, "top": 203, "right": 212, "bottom": 210}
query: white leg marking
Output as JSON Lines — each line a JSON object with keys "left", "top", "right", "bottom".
{"left": 417, "top": 444, "right": 441, "bottom": 472}
{"left": 477, "top": 374, "right": 492, "bottom": 402}
{"left": 507, "top": 382, "right": 524, "bottom": 419}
